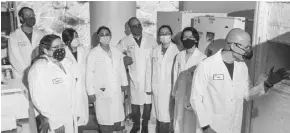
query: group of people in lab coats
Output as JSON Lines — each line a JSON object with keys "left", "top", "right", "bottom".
{"left": 9, "top": 6, "right": 290, "bottom": 133}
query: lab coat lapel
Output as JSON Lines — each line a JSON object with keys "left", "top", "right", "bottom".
{"left": 215, "top": 50, "right": 232, "bottom": 82}
{"left": 185, "top": 48, "right": 198, "bottom": 69}
{"left": 18, "top": 29, "right": 32, "bottom": 48}
{"left": 31, "top": 28, "right": 39, "bottom": 48}
{"left": 161, "top": 43, "right": 174, "bottom": 67}
{"left": 140, "top": 32, "right": 147, "bottom": 49}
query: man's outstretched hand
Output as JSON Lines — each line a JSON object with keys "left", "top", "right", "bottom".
{"left": 267, "top": 67, "right": 290, "bottom": 85}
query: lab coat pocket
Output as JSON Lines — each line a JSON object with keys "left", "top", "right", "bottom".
{"left": 209, "top": 79, "right": 225, "bottom": 94}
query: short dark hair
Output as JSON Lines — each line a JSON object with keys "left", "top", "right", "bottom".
{"left": 18, "top": 7, "right": 34, "bottom": 24}
{"left": 158, "top": 25, "right": 173, "bottom": 36}
{"left": 62, "top": 28, "right": 78, "bottom": 46}
{"left": 128, "top": 17, "right": 139, "bottom": 27}
{"left": 96, "top": 26, "right": 111, "bottom": 35}
{"left": 180, "top": 27, "right": 200, "bottom": 47}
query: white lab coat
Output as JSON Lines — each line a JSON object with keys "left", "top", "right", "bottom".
{"left": 172, "top": 48, "right": 207, "bottom": 133}
{"left": 8, "top": 27, "right": 45, "bottom": 79}
{"left": 28, "top": 56, "right": 78, "bottom": 133}
{"left": 190, "top": 49, "right": 267, "bottom": 133}
{"left": 145, "top": 43, "right": 179, "bottom": 122}
{"left": 65, "top": 46, "right": 90, "bottom": 126}
{"left": 116, "top": 32, "right": 158, "bottom": 105}
{"left": 86, "top": 45, "right": 128, "bottom": 125}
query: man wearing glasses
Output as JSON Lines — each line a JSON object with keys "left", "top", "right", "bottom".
{"left": 8, "top": 7, "right": 45, "bottom": 81}
{"left": 117, "top": 17, "right": 158, "bottom": 133}
{"left": 190, "top": 28, "right": 290, "bottom": 133}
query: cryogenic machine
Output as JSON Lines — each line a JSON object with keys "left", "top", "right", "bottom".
{"left": 192, "top": 16, "right": 246, "bottom": 55}
{"left": 156, "top": 11, "right": 227, "bottom": 50}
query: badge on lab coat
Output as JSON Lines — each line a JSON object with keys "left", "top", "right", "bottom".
{"left": 52, "top": 78, "right": 63, "bottom": 84}
{"left": 129, "top": 45, "right": 135, "bottom": 49}
{"left": 18, "top": 41, "right": 27, "bottom": 47}
{"left": 213, "top": 74, "right": 224, "bottom": 80}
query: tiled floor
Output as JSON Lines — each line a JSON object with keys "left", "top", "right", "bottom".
{"left": 84, "top": 116, "right": 157, "bottom": 133}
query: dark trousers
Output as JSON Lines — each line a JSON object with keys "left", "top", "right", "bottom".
{"left": 131, "top": 104, "right": 152, "bottom": 127}
{"left": 156, "top": 120, "right": 170, "bottom": 133}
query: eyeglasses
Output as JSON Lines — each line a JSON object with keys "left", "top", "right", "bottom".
{"left": 130, "top": 24, "right": 142, "bottom": 28}
{"left": 229, "top": 42, "right": 251, "bottom": 52}
{"left": 98, "top": 33, "right": 111, "bottom": 37}
{"left": 159, "top": 33, "right": 172, "bottom": 36}
{"left": 182, "top": 36, "right": 196, "bottom": 41}
{"left": 22, "top": 14, "right": 36, "bottom": 18}
{"left": 50, "top": 44, "right": 66, "bottom": 50}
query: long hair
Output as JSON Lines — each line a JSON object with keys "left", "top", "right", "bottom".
{"left": 180, "top": 27, "right": 200, "bottom": 48}
{"left": 62, "top": 28, "right": 78, "bottom": 52}
{"left": 157, "top": 25, "right": 175, "bottom": 44}
{"left": 31, "top": 34, "right": 61, "bottom": 65}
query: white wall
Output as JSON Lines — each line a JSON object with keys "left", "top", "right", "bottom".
{"left": 251, "top": 2, "right": 290, "bottom": 133}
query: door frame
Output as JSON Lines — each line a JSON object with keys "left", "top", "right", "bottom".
{"left": 245, "top": 1, "right": 269, "bottom": 133}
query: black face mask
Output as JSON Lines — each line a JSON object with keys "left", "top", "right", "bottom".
{"left": 130, "top": 27, "right": 143, "bottom": 36}
{"left": 53, "top": 48, "right": 66, "bottom": 62}
{"left": 23, "top": 17, "right": 36, "bottom": 27}
{"left": 230, "top": 46, "right": 253, "bottom": 60}
{"left": 182, "top": 39, "right": 197, "bottom": 49}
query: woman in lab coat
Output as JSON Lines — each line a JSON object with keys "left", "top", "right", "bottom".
{"left": 145, "top": 25, "right": 179, "bottom": 133}
{"left": 86, "top": 26, "right": 128, "bottom": 133}
{"left": 29, "top": 34, "right": 78, "bottom": 133}
{"left": 172, "top": 27, "right": 207, "bottom": 133}
{"left": 62, "top": 28, "right": 90, "bottom": 133}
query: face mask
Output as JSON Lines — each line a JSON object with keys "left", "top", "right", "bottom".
{"left": 130, "top": 27, "right": 143, "bottom": 36}
{"left": 70, "top": 38, "right": 80, "bottom": 48}
{"left": 99, "top": 36, "right": 111, "bottom": 45}
{"left": 160, "top": 35, "right": 171, "bottom": 44}
{"left": 182, "top": 39, "right": 197, "bottom": 49}
{"left": 231, "top": 49, "right": 253, "bottom": 60}
{"left": 230, "top": 43, "right": 253, "bottom": 60}
{"left": 53, "top": 48, "right": 66, "bottom": 62}
{"left": 23, "top": 17, "right": 36, "bottom": 27}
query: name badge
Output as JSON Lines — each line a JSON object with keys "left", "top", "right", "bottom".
{"left": 52, "top": 78, "right": 63, "bottom": 84}
{"left": 213, "top": 74, "right": 224, "bottom": 80}
{"left": 18, "top": 41, "right": 27, "bottom": 47}
{"left": 152, "top": 57, "right": 158, "bottom": 62}
{"left": 128, "top": 45, "right": 135, "bottom": 49}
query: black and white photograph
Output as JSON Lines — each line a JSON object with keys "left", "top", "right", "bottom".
{"left": 1, "top": 1, "right": 290, "bottom": 133}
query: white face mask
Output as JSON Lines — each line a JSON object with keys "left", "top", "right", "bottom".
{"left": 160, "top": 35, "right": 171, "bottom": 44}
{"left": 70, "top": 38, "right": 80, "bottom": 48}
{"left": 99, "top": 36, "right": 111, "bottom": 45}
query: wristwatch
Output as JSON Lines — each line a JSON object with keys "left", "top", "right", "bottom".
{"left": 202, "top": 125, "right": 210, "bottom": 131}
